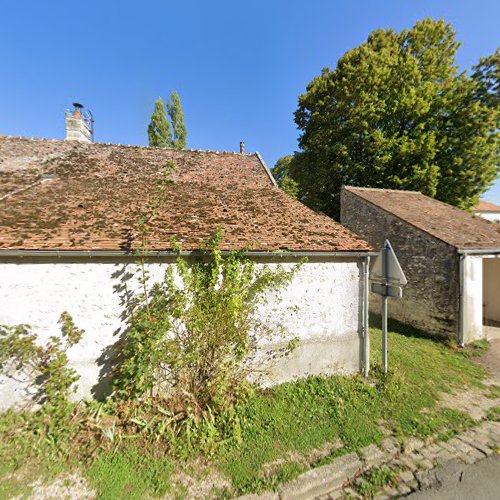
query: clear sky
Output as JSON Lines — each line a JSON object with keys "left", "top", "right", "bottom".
{"left": 1, "top": 1, "right": 498, "bottom": 202}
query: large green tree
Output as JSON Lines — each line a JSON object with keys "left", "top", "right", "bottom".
{"left": 166, "top": 91, "right": 187, "bottom": 149}
{"left": 289, "top": 19, "right": 499, "bottom": 219}
{"left": 148, "top": 92, "right": 187, "bottom": 149}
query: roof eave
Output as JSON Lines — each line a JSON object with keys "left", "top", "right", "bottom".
{"left": 457, "top": 248, "right": 500, "bottom": 255}
{"left": 0, "top": 249, "right": 376, "bottom": 258}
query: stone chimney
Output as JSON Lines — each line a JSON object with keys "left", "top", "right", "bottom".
{"left": 65, "top": 103, "right": 93, "bottom": 142}
{"left": 240, "top": 141, "right": 245, "bottom": 154}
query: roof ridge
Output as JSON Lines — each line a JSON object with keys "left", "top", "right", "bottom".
{"left": 343, "top": 185, "right": 422, "bottom": 194}
{"left": 0, "top": 134, "right": 254, "bottom": 157}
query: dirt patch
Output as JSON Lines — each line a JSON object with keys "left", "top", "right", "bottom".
{"left": 439, "top": 387, "right": 500, "bottom": 420}
{"left": 479, "top": 327, "right": 500, "bottom": 384}
{"left": 440, "top": 330, "right": 500, "bottom": 420}
{"left": 28, "top": 473, "right": 96, "bottom": 500}
{"left": 167, "top": 459, "right": 231, "bottom": 499}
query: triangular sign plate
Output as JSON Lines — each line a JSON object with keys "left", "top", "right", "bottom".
{"left": 371, "top": 240, "right": 407, "bottom": 285}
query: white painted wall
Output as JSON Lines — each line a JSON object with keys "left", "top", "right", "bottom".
{"left": 483, "top": 257, "right": 500, "bottom": 324}
{"left": 0, "top": 258, "right": 363, "bottom": 409}
{"left": 461, "top": 255, "right": 484, "bottom": 343}
{"left": 476, "top": 212, "right": 500, "bottom": 223}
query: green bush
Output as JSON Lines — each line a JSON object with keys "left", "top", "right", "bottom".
{"left": 113, "top": 228, "right": 300, "bottom": 414}
{"left": 0, "top": 312, "right": 84, "bottom": 445}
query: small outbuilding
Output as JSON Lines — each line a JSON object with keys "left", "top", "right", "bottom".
{"left": 0, "top": 132, "right": 373, "bottom": 408}
{"left": 341, "top": 186, "right": 500, "bottom": 344}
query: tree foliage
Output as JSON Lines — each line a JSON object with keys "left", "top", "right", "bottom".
{"left": 272, "top": 155, "right": 299, "bottom": 198}
{"left": 166, "top": 91, "right": 187, "bottom": 149}
{"left": 289, "top": 19, "right": 499, "bottom": 218}
{"left": 148, "top": 92, "right": 187, "bottom": 149}
{"left": 148, "top": 97, "right": 172, "bottom": 148}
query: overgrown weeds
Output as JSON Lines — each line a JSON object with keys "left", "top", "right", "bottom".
{"left": 357, "top": 465, "right": 396, "bottom": 498}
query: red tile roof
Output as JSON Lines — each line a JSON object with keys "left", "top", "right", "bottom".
{"left": 0, "top": 136, "right": 371, "bottom": 253}
{"left": 344, "top": 186, "right": 500, "bottom": 250}
{"left": 474, "top": 200, "right": 500, "bottom": 213}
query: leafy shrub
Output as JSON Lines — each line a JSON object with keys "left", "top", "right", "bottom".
{"left": 112, "top": 228, "right": 300, "bottom": 414}
{"left": 0, "top": 312, "right": 84, "bottom": 444}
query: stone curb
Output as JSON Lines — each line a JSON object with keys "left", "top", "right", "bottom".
{"left": 279, "top": 453, "right": 362, "bottom": 500}
{"left": 235, "top": 420, "right": 500, "bottom": 500}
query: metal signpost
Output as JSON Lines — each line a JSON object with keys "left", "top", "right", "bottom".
{"left": 371, "top": 240, "right": 407, "bottom": 373}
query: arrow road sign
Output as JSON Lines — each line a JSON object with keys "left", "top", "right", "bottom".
{"left": 371, "top": 240, "right": 407, "bottom": 285}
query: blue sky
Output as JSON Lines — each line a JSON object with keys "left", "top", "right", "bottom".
{"left": 1, "top": 1, "right": 498, "bottom": 202}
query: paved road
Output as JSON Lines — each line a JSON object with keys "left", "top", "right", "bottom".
{"left": 407, "top": 455, "right": 500, "bottom": 500}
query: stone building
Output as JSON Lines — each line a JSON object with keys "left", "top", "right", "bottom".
{"left": 341, "top": 187, "right": 500, "bottom": 344}
{"left": 0, "top": 112, "right": 374, "bottom": 409}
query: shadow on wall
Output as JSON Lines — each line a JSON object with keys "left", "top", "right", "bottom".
{"left": 90, "top": 259, "right": 301, "bottom": 401}
{"left": 92, "top": 263, "right": 135, "bottom": 400}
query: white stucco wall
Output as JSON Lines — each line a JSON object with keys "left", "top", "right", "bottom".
{"left": 0, "top": 258, "right": 363, "bottom": 409}
{"left": 476, "top": 212, "right": 500, "bottom": 223}
{"left": 461, "top": 255, "right": 484, "bottom": 344}
{"left": 483, "top": 257, "right": 500, "bottom": 324}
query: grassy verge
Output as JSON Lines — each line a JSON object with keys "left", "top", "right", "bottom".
{"left": 0, "top": 322, "right": 489, "bottom": 499}
{"left": 217, "top": 321, "right": 485, "bottom": 494}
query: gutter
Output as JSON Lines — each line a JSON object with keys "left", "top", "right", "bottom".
{"left": 0, "top": 249, "right": 378, "bottom": 258}
{"left": 362, "top": 255, "right": 371, "bottom": 377}
{"left": 458, "top": 254, "right": 465, "bottom": 346}
{"left": 457, "top": 248, "right": 500, "bottom": 256}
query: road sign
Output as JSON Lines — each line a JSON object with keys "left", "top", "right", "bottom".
{"left": 370, "top": 240, "right": 407, "bottom": 375}
{"left": 371, "top": 282, "right": 402, "bottom": 298}
{"left": 371, "top": 240, "right": 407, "bottom": 285}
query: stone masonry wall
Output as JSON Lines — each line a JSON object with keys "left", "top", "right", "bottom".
{"left": 341, "top": 189, "right": 459, "bottom": 338}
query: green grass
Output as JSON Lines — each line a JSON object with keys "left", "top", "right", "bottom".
{"left": 456, "top": 338, "right": 490, "bottom": 358}
{"left": 486, "top": 406, "right": 500, "bottom": 422}
{"left": 0, "top": 410, "right": 68, "bottom": 500}
{"left": 486, "top": 384, "right": 500, "bottom": 399}
{"left": 0, "top": 321, "right": 490, "bottom": 498}
{"left": 216, "top": 318, "right": 485, "bottom": 493}
{"left": 86, "top": 446, "right": 173, "bottom": 499}
{"left": 216, "top": 322, "right": 486, "bottom": 494}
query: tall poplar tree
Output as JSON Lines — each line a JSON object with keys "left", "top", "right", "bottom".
{"left": 148, "top": 98, "right": 172, "bottom": 148}
{"left": 289, "top": 19, "right": 499, "bottom": 219}
{"left": 167, "top": 91, "right": 187, "bottom": 149}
